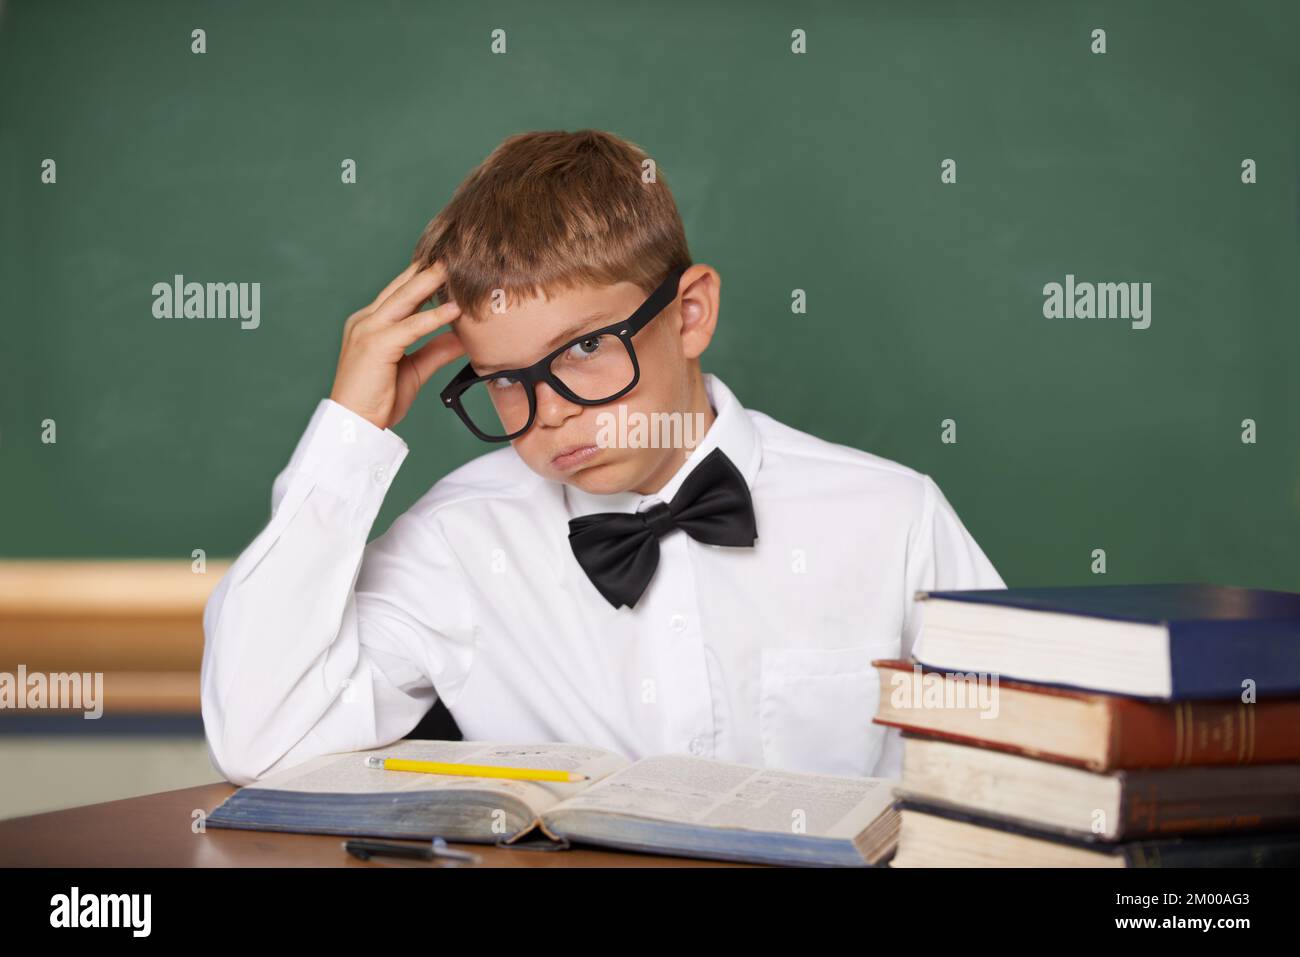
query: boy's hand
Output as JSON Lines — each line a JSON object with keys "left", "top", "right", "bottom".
{"left": 329, "top": 260, "right": 465, "bottom": 431}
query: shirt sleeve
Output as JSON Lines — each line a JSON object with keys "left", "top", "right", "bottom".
{"left": 900, "top": 473, "right": 1006, "bottom": 662}
{"left": 199, "top": 399, "right": 474, "bottom": 786}
{"left": 872, "top": 473, "right": 1005, "bottom": 779}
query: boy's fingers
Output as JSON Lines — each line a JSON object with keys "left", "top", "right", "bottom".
{"left": 373, "top": 260, "right": 450, "bottom": 325}
{"left": 392, "top": 297, "right": 461, "bottom": 343}
{"left": 368, "top": 261, "right": 423, "bottom": 310}
{"left": 403, "top": 331, "right": 466, "bottom": 386}
{"left": 374, "top": 298, "right": 460, "bottom": 354}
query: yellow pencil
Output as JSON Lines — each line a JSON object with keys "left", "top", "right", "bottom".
{"left": 364, "top": 755, "right": 588, "bottom": 783}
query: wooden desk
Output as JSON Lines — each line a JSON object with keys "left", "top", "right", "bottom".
{"left": 0, "top": 783, "right": 752, "bottom": 867}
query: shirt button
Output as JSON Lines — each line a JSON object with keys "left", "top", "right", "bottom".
{"left": 688, "top": 737, "right": 706, "bottom": 756}
{"left": 668, "top": 614, "right": 686, "bottom": 633}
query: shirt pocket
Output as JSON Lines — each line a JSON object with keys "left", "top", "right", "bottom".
{"left": 759, "top": 644, "right": 883, "bottom": 777}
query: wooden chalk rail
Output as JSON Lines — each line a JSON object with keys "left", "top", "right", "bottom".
{"left": 0, "top": 560, "right": 231, "bottom": 716}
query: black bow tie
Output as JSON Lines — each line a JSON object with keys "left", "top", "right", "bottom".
{"left": 567, "top": 447, "right": 758, "bottom": 610}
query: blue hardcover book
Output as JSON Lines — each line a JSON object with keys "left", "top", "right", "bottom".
{"left": 912, "top": 583, "right": 1300, "bottom": 700}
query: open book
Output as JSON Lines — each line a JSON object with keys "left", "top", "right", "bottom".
{"left": 205, "top": 740, "right": 900, "bottom": 867}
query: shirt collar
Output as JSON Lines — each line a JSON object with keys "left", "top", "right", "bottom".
{"left": 563, "top": 372, "right": 762, "bottom": 519}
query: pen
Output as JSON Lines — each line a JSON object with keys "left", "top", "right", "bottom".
{"left": 364, "top": 755, "right": 589, "bottom": 783}
{"left": 343, "top": 837, "right": 481, "bottom": 865}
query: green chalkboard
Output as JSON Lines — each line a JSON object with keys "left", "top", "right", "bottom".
{"left": 2, "top": 0, "right": 1297, "bottom": 592}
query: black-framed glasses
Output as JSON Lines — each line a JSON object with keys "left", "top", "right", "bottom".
{"left": 439, "top": 265, "right": 689, "bottom": 442}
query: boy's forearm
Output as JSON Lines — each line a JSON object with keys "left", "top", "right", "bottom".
{"left": 200, "top": 400, "right": 415, "bottom": 785}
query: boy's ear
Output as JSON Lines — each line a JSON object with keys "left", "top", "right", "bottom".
{"left": 678, "top": 266, "right": 720, "bottom": 360}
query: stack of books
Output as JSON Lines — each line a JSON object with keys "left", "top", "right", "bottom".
{"left": 873, "top": 583, "right": 1300, "bottom": 867}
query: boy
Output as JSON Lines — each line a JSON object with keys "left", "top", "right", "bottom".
{"left": 200, "top": 129, "right": 1004, "bottom": 787}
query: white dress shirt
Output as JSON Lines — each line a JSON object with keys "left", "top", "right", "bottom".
{"left": 200, "top": 373, "right": 1005, "bottom": 786}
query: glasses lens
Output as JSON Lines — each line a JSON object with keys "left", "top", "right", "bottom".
{"left": 549, "top": 333, "right": 635, "bottom": 401}
{"left": 457, "top": 375, "right": 531, "bottom": 439}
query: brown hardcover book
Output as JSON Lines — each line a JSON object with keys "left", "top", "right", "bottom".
{"left": 872, "top": 658, "right": 1300, "bottom": 772}
{"left": 895, "top": 736, "right": 1300, "bottom": 841}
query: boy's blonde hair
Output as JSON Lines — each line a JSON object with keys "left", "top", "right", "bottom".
{"left": 412, "top": 129, "right": 692, "bottom": 320}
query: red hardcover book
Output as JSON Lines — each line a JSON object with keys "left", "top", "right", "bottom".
{"left": 873, "top": 658, "right": 1300, "bottom": 771}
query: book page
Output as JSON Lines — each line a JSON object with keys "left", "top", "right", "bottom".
{"left": 550, "top": 754, "right": 897, "bottom": 839}
{"left": 240, "top": 740, "right": 631, "bottom": 817}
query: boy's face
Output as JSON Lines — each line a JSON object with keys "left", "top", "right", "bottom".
{"left": 451, "top": 266, "right": 718, "bottom": 496}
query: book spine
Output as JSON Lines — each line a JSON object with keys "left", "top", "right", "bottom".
{"left": 1119, "top": 778, "right": 1300, "bottom": 838}
{"left": 1169, "top": 618, "right": 1300, "bottom": 698}
{"left": 1108, "top": 698, "right": 1300, "bottom": 768}
{"left": 1124, "top": 838, "right": 1300, "bottom": 868}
